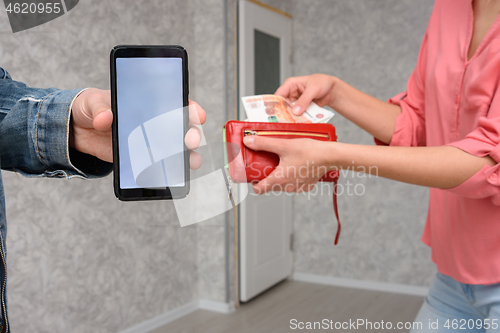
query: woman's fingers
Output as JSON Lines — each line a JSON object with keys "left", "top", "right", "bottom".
{"left": 291, "top": 85, "right": 320, "bottom": 115}
{"left": 251, "top": 170, "right": 284, "bottom": 194}
{"left": 243, "top": 135, "right": 285, "bottom": 154}
{"left": 275, "top": 77, "right": 315, "bottom": 115}
{"left": 275, "top": 76, "right": 306, "bottom": 101}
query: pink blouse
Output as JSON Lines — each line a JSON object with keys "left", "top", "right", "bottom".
{"left": 383, "top": 0, "right": 500, "bottom": 284}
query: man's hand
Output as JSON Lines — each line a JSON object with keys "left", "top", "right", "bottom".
{"left": 70, "top": 88, "right": 207, "bottom": 168}
{"left": 185, "top": 100, "right": 206, "bottom": 170}
{"left": 70, "top": 89, "right": 113, "bottom": 162}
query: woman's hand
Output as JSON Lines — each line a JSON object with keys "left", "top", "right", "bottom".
{"left": 275, "top": 74, "right": 337, "bottom": 116}
{"left": 276, "top": 74, "right": 402, "bottom": 143}
{"left": 70, "top": 88, "right": 207, "bottom": 168}
{"left": 243, "top": 135, "right": 334, "bottom": 194}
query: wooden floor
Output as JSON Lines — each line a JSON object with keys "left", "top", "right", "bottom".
{"left": 152, "top": 280, "right": 424, "bottom": 333}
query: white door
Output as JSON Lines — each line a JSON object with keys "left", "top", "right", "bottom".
{"left": 238, "top": 0, "right": 293, "bottom": 302}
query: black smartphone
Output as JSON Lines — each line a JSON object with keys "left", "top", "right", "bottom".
{"left": 110, "top": 45, "right": 190, "bottom": 201}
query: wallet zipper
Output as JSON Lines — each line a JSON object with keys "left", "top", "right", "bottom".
{"left": 244, "top": 129, "right": 329, "bottom": 138}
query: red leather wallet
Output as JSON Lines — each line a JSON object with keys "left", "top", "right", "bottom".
{"left": 224, "top": 120, "right": 341, "bottom": 245}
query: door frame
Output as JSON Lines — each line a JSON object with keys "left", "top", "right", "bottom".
{"left": 237, "top": 0, "right": 293, "bottom": 303}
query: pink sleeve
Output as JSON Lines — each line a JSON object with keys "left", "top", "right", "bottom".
{"left": 445, "top": 164, "right": 500, "bottom": 205}
{"left": 375, "top": 33, "right": 428, "bottom": 147}
{"left": 446, "top": 92, "right": 500, "bottom": 205}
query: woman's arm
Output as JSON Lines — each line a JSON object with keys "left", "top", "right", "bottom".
{"left": 242, "top": 136, "right": 496, "bottom": 193}
{"left": 331, "top": 143, "right": 495, "bottom": 188}
{"left": 275, "top": 74, "right": 402, "bottom": 144}
{"left": 329, "top": 79, "right": 402, "bottom": 144}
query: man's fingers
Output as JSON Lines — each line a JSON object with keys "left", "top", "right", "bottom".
{"left": 185, "top": 125, "right": 202, "bottom": 150}
{"left": 243, "top": 136, "right": 284, "bottom": 154}
{"left": 189, "top": 100, "right": 206, "bottom": 125}
{"left": 186, "top": 100, "right": 206, "bottom": 170}
{"left": 190, "top": 150, "right": 202, "bottom": 170}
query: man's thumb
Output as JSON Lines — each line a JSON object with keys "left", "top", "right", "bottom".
{"left": 93, "top": 108, "right": 113, "bottom": 131}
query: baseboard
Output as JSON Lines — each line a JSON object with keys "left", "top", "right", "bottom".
{"left": 293, "top": 272, "right": 428, "bottom": 297}
{"left": 117, "top": 273, "right": 425, "bottom": 333}
{"left": 199, "top": 299, "right": 235, "bottom": 314}
{"left": 117, "top": 299, "right": 234, "bottom": 333}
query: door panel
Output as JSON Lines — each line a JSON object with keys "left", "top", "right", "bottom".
{"left": 254, "top": 29, "right": 281, "bottom": 95}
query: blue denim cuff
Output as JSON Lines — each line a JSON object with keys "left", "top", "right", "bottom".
{"left": 31, "top": 88, "right": 112, "bottom": 179}
{"left": 0, "top": 68, "right": 11, "bottom": 80}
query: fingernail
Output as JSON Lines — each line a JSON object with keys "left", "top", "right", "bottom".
{"left": 243, "top": 136, "right": 254, "bottom": 145}
{"left": 293, "top": 105, "right": 302, "bottom": 115}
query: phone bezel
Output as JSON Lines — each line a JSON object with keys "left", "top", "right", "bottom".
{"left": 110, "top": 45, "right": 190, "bottom": 201}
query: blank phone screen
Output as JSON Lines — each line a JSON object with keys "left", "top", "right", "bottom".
{"left": 116, "top": 57, "right": 185, "bottom": 190}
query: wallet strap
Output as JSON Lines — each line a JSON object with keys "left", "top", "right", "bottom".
{"left": 224, "top": 160, "right": 341, "bottom": 245}
{"left": 224, "top": 168, "right": 236, "bottom": 208}
{"left": 333, "top": 179, "right": 341, "bottom": 245}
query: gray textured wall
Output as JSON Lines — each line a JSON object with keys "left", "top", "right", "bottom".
{"left": 192, "top": 0, "right": 229, "bottom": 303}
{"left": 0, "top": 0, "right": 441, "bottom": 331}
{"left": 291, "top": 0, "right": 437, "bottom": 286}
{"left": 0, "top": 0, "right": 229, "bottom": 332}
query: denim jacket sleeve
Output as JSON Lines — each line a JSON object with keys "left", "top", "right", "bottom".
{"left": 0, "top": 67, "right": 112, "bottom": 179}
